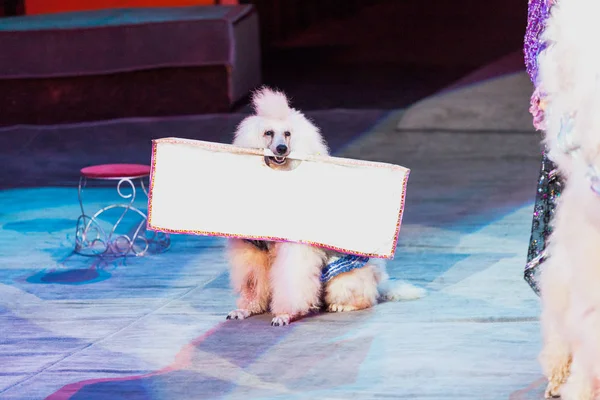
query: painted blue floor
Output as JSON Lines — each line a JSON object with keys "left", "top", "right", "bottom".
{"left": 0, "top": 74, "right": 546, "bottom": 399}
{"left": 0, "top": 185, "right": 543, "bottom": 399}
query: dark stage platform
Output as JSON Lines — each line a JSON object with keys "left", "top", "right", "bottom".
{"left": 0, "top": 5, "right": 261, "bottom": 125}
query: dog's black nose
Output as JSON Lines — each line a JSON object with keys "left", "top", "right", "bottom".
{"left": 276, "top": 144, "right": 288, "bottom": 155}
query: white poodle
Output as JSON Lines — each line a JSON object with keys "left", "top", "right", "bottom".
{"left": 225, "top": 86, "right": 425, "bottom": 326}
{"left": 536, "top": 0, "right": 600, "bottom": 398}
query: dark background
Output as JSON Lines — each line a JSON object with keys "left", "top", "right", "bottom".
{"left": 1, "top": 0, "right": 528, "bottom": 109}
{"left": 246, "top": 0, "right": 528, "bottom": 109}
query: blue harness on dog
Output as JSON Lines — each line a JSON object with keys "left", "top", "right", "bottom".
{"left": 244, "top": 240, "right": 369, "bottom": 282}
{"left": 320, "top": 254, "right": 370, "bottom": 283}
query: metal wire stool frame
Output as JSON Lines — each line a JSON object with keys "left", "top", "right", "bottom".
{"left": 75, "top": 174, "right": 170, "bottom": 257}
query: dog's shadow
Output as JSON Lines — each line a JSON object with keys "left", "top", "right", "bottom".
{"left": 47, "top": 310, "right": 376, "bottom": 399}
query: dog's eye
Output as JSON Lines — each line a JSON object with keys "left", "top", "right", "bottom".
{"left": 264, "top": 130, "right": 274, "bottom": 137}
{"left": 284, "top": 131, "right": 291, "bottom": 137}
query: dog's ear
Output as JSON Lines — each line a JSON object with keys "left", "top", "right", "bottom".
{"left": 233, "top": 115, "right": 264, "bottom": 149}
{"left": 251, "top": 86, "right": 291, "bottom": 120}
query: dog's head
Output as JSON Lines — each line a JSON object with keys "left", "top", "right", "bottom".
{"left": 233, "top": 87, "right": 329, "bottom": 168}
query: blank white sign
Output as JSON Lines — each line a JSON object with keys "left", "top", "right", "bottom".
{"left": 148, "top": 138, "right": 410, "bottom": 259}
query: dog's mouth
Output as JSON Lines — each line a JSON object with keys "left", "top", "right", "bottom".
{"left": 266, "top": 156, "right": 287, "bottom": 165}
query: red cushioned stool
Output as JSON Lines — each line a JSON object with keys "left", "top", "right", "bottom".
{"left": 75, "top": 164, "right": 170, "bottom": 257}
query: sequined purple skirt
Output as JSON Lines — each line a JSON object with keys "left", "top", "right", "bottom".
{"left": 523, "top": 0, "right": 562, "bottom": 295}
{"left": 524, "top": 0, "right": 552, "bottom": 86}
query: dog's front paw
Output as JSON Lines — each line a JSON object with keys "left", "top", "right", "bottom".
{"left": 226, "top": 309, "right": 251, "bottom": 320}
{"left": 328, "top": 303, "right": 358, "bottom": 312}
{"left": 544, "top": 382, "right": 561, "bottom": 399}
{"left": 271, "top": 314, "right": 291, "bottom": 326}
{"left": 544, "top": 355, "right": 572, "bottom": 398}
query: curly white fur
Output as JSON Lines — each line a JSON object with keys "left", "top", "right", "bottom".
{"left": 537, "top": 0, "right": 600, "bottom": 398}
{"left": 233, "top": 87, "right": 329, "bottom": 156}
{"left": 226, "top": 86, "right": 425, "bottom": 326}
